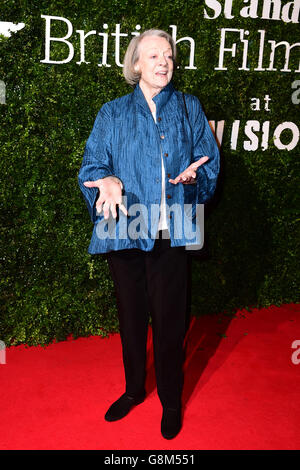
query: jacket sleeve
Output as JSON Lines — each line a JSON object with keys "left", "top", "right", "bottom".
{"left": 78, "top": 103, "right": 116, "bottom": 223}
{"left": 188, "top": 95, "right": 220, "bottom": 204}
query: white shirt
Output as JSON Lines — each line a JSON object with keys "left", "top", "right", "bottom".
{"left": 152, "top": 110, "right": 169, "bottom": 232}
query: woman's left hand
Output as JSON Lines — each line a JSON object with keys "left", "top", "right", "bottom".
{"left": 168, "top": 156, "right": 209, "bottom": 185}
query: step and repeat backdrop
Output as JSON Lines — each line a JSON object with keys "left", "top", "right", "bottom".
{"left": 0, "top": 0, "right": 299, "bottom": 345}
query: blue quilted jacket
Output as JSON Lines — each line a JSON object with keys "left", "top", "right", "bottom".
{"left": 78, "top": 81, "right": 220, "bottom": 254}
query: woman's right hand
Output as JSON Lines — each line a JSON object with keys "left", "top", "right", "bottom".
{"left": 83, "top": 176, "right": 128, "bottom": 219}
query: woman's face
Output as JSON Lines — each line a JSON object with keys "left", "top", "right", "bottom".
{"left": 135, "top": 35, "right": 174, "bottom": 94}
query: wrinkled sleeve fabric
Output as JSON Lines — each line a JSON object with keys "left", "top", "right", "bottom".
{"left": 188, "top": 95, "right": 220, "bottom": 204}
{"left": 78, "top": 103, "right": 114, "bottom": 223}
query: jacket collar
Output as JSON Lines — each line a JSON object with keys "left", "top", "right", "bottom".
{"left": 133, "top": 80, "right": 175, "bottom": 114}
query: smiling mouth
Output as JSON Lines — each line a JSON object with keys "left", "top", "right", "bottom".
{"left": 156, "top": 71, "right": 168, "bottom": 76}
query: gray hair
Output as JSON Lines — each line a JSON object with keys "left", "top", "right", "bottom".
{"left": 123, "top": 29, "right": 177, "bottom": 86}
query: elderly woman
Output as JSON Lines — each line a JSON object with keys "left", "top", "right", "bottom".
{"left": 78, "top": 29, "right": 219, "bottom": 439}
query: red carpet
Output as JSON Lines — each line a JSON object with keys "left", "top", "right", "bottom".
{"left": 1, "top": 303, "right": 299, "bottom": 450}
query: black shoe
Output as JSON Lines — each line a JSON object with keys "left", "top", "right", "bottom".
{"left": 104, "top": 393, "right": 145, "bottom": 422}
{"left": 161, "top": 407, "right": 182, "bottom": 439}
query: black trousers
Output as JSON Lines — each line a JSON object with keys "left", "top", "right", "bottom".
{"left": 106, "top": 230, "right": 188, "bottom": 409}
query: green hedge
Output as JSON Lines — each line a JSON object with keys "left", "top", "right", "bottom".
{"left": 0, "top": 0, "right": 299, "bottom": 346}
